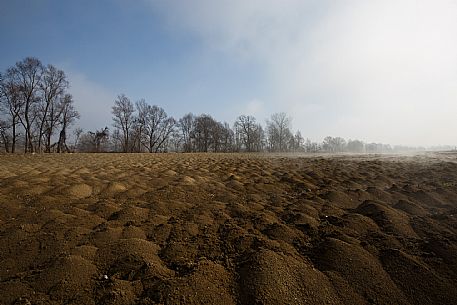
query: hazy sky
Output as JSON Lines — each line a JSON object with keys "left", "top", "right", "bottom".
{"left": 1, "top": 0, "right": 457, "bottom": 146}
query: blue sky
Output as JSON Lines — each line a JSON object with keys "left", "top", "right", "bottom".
{"left": 1, "top": 0, "right": 457, "bottom": 146}
{"left": 0, "top": 0, "right": 268, "bottom": 130}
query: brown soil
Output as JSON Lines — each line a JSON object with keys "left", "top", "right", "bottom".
{"left": 0, "top": 152, "right": 456, "bottom": 305}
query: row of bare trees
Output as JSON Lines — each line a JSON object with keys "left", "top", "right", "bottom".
{"left": 0, "top": 57, "right": 79, "bottom": 153}
{"left": 0, "top": 59, "right": 419, "bottom": 155}
{"left": 110, "top": 95, "right": 176, "bottom": 153}
{"left": 314, "top": 136, "right": 393, "bottom": 153}
{"left": 103, "top": 94, "right": 408, "bottom": 154}
{"left": 99, "top": 93, "right": 305, "bottom": 153}
{"left": 109, "top": 95, "right": 236, "bottom": 153}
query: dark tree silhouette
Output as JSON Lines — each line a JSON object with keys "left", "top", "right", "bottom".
{"left": 38, "top": 65, "right": 68, "bottom": 152}
{"left": 178, "top": 113, "right": 195, "bottom": 152}
{"left": 266, "top": 112, "right": 292, "bottom": 152}
{"left": 0, "top": 73, "right": 22, "bottom": 153}
{"left": 56, "top": 94, "right": 79, "bottom": 153}
{"left": 112, "top": 94, "right": 135, "bottom": 152}
{"left": 1, "top": 57, "right": 79, "bottom": 153}
{"left": 7, "top": 58, "right": 44, "bottom": 152}
{"left": 234, "top": 115, "right": 263, "bottom": 152}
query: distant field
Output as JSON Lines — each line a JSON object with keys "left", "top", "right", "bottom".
{"left": 0, "top": 153, "right": 456, "bottom": 304}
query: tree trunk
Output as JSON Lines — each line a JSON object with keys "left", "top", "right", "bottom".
{"left": 11, "top": 119, "right": 16, "bottom": 153}
{"left": 25, "top": 112, "right": 33, "bottom": 153}
{"left": 1, "top": 133, "right": 10, "bottom": 153}
{"left": 38, "top": 103, "right": 50, "bottom": 152}
{"left": 46, "top": 130, "right": 52, "bottom": 153}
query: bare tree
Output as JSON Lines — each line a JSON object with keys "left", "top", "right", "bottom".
{"left": 78, "top": 127, "right": 109, "bottom": 152}
{"left": 56, "top": 94, "right": 79, "bottom": 153}
{"left": 94, "top": 128, "right": 109, "bottom": 152}
{"left": 0, "top": 119, "right": 11, "bottom": 152}
{"left": 38, "top": 65, "right": 68, "bottom": 152}
{"left": 73, "top": 127, "right": 83, "bottom": 149}
{"left": 234, "top": 115, "right": 263, "bottom": 152}
{"left": 290, "top": 130, "right": 304, "bottom": 152}
{"left": 347, "top": 139, "right": 364, "bottom": 153}
{"left": 140, "top": 104, "right": 176, "bottom": 153}
{"left": 322, "top": 136, "right": 333, "bottom": 152}
{"left": 112, "top": 94, "right": 135, "bottom": 152}
{"left": 334, "top": 137, "right": 346, "bottom": 152}
{"left": 154, "top": 117, "right": 176, "bottom": 153}
{"left": 211, "top": 121, "right": 230, "bottom": 152}
{"left": 322, "top": 136, "right": 346, "bottom": 153}
{"left": 304, "top": 138, "right": 319, "bottom": 153}
{"left": 8, "top": 58, "right": 44, "bottom": 152}
{"left": 110, "top": 128, "right": 122, "bottom": 152}
{"left": 178, "top": 113, "right": 194, "bottom": 152}
{"left": 266, "top": 112, "right": 292, "bottom": 152}
{"left": 0, "top": 73, "right": 22, "bottom": 153}
{"left": 168, "top": 128, "right": 183, "bottom": 152}
{"left": 220, "top": 122, "right": 235, "bottom": 152}
{"left": 191, "top": 115, "right": 235, "bottom": 153}
{"left": 193, "top": 114, "right": 216, "bottom": 152}
{"left": 131, "top": 99, "right": 147, "bottom": 152}
{"left": 1, "top": 58, "right": 80, "bottom": 153}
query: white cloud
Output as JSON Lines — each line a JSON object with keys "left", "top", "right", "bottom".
{"left": 148, "top": 0, "right": 457, "bottom": 146}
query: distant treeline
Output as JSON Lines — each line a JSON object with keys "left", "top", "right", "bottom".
{"left": 76, "top": 94, "right": 450, "bottom": 154}
{"left": 1, "top": 57, "right": 452, "bottom": 154}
